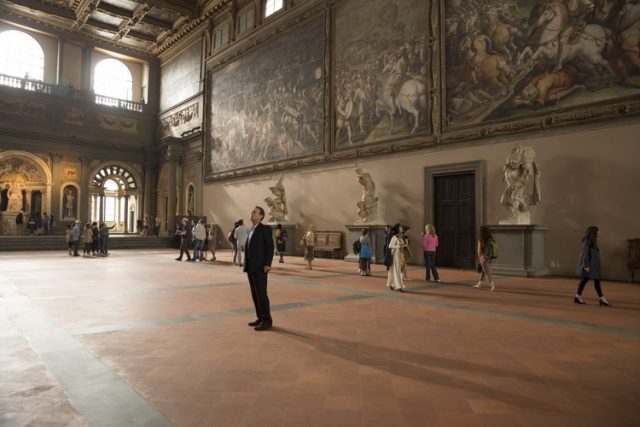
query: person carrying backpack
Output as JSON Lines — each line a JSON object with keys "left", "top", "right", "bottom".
{"left": 474, "top": 226, "right": 497, "bottom": 291}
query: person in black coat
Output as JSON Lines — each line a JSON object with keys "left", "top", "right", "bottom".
{"left": 574, "top": 226, "right": 610, "bottom": 306}
{"left": 244, "top": 206, "right": 275, "bottom": 330}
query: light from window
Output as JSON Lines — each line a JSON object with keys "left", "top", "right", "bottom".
{"left": 105, "top": 196, "right": 116, "bottom": 221}
{"left": 94, "top": 58, "right": 132, "bottom": 101}
{"left": 0, "top": 30, "right": 44, "bottom": 81}
{"left": 104, "top": 179, "right": 119, "bottom": 191}
{"left": 214, "top": 25, "right": 229, "bottom": 48}
{"left": 265, "top": 0, "right": 283, "bottom": 17}
{"left": 237, "top": 8, "right": 255, "bottom": 34}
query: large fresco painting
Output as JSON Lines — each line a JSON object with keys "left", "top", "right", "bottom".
{"left": 207, "top": 16, "right": 325, "bottom": 176}
{"left": 334, "top": 0, "right": 429, "bottom": 148}
{"left": 160, "top": 39, "right": 202, "bottom": 112}
{"left": 445, "top": 0, "right": 640, "bottom": 127}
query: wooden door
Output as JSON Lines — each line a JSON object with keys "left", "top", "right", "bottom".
{"left": 434, "top": 173, "right": 475, "bottom": 269}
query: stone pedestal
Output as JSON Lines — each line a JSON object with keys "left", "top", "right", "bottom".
{"left": 344, "top": 224, "right": 387, "bottom": 264}
{"left": 266, "top": 223, "right": 299, "bottom": 256}
{"left": 0, "top": 211, "right": 18, "bottom": 236}
{"left": 487, "top": 225, "right": 549, "bottom": 277}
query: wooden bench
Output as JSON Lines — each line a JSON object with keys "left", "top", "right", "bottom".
{"left": 313, "top": 231, "right": 342, "bottom": 259}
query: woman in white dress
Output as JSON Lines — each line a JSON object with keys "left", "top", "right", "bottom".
{"left": 387, "top": 223, "right": 406, "bottom": 292}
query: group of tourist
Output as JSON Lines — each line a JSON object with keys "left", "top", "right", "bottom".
{"left": 174, "top": 217, "right": 217, "bottom": 262}
{"left": 64, "top": 220, "right": 114, "bottom": 257}
{"left": 15, "top": 211, "right": 54, "bottom": 235}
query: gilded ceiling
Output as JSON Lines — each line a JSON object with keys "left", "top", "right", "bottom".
{"left": 0, "top": 0, "right": 230, "bottom": 56}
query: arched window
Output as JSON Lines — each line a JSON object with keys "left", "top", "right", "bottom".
{"left": 0, "top": 30, "right": 45, "bottom": 81}
{"left": 94, "top": 58, "right": 132, "bottom": 100}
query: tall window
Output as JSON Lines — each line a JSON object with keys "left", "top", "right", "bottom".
{"left": 94, "top": 58, "right": 132, "bottom": 100}
{"left": 265, "top": 0, "right": 283, "bottom": 17}
{"left": 213, "top": 25, "right": 229, "bottom": 49}
{"left": 103, "top": 179, "right": 118, "bottom": 221}
{"left": 237, "top": 8, "right": 255, "bottom": 34}
{"left": 0, "top": 30, "right": 44, "bottom": 81}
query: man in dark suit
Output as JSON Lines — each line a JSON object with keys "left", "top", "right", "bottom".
{"left": 244, "top": 206, "right": 274, "bottom": 331}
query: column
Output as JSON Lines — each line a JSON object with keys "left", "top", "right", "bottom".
{"left": 79, "top": 157, "right": 91, "bottom": 222}
{"left": 167, "top": 147, "right": 178, "bottom": 235}
{"left": 80, "top": 44, "right": 93, "bottom": 93}
{"left": 56, "top": 38, "right": 64, "bottom": 85}
{"left": 123, "top": 195, "right": 129, "bottom": 234}
{"left": 195, "top": 151, "right": 204, "bottom": 216}
{"left": 143, "top": 163, "right": 153, "bottom": 221}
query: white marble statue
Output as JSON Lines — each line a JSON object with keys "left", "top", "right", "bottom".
{"left": 265, "top": 175, "right": 287, "bottom": 223}
{"left": 354, "top": 167, "right": 378, "bottom": 224}
{"left": 6, "top": 184, "right": 23, "bottom": 212}
{"left": 499, "top": 145, "right": 541, "bottom": 225}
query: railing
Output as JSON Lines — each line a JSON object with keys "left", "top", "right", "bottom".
{"left": 0, "top": 72, "right": 145, "bottom": 113}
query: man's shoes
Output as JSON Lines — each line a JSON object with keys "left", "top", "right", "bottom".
{"left": 175, "top": 258, "right": 182, "bottom": 261}
{"left": 248, "top": 319, "right": 261, "bottom": 327}
{"left": 254, "top": 323, "right": 272, "bottom": 331}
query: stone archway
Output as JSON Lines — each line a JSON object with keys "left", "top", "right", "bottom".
{"left": 0, "top": 150, "right": 52, "bottom": 235}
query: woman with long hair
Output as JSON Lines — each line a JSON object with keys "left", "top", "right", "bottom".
{"left": 422, "top": 224, "right": 440, "bottom": 283}
{"left": 574, "top": 226, "right": 609, "bottom": 306}
{"left": 387, "top": 223, "right": 406, "bottom": 292}
{"left": 474, "top": 226, "right": 496, "bottom": 291}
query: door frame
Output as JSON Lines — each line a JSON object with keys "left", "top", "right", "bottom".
{"left": 424, "top": 161, "right": 485, "bottom": 248}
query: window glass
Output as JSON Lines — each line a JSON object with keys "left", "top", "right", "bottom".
{"left": 265, "top": 0, "right": 283, "bottom": 17}
{"left": 94, "top": 58, "right": 132, "bottom": 100}
{"left": 237, "top": 8, "right": 255, "bottom": 34}
{"left": 214, "top": 25, "right": 229, "bottom": 48}
{"left": 0, "top": 30, "right": 44, "bottom": 82}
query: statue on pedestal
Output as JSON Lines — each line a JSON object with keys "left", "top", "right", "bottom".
{"left": 265, "top": 175, "right": 287, "bottom": 223}
{"left": 499, "top": 145, "right": 541, "bottom": 225}
{"left": 354, "top": 167, "right": 378, "bottom": 224}
{"left": 7, "top": 184, "right": 23, "bottom": 212}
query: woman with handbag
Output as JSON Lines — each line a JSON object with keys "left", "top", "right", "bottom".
{"left": 574, "top": 226, "right": 610, "bottom": 306}
{"left": 387, "top": 224, "right": 405, "bottom": 292}
{"left": 300, "top": 224, "right": 315, "bottom": 270}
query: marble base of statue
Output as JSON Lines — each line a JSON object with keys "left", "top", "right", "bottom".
{"left": 0, "top": 211, "right": 19, "bottom": 236}
{"left": 344, "top": 224, "right": 387, "bottom": 264}
{"left": 487, "top": 225, "right": 550, "bottom": 277}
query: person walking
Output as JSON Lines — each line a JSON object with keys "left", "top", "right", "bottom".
{"left": 422, "top": 224, "right": 440, "bottom": 283}
{"left": 193, "top": 218, "right": 207, "bottom": 261}
{"left": 574, "top": 226, "right": 610, "bottom": 306}
{"left": 99, "top": 222, "right": 116, "bottom": 256}
{"left": 175, "top": 217, "right": 192, "bottom": 261}
{"left": 387, "top": 224, "right": 405, "bottom": 292}
{"left": 474, "top": 226, "right": 496, "bottom": 291}
{"left": 15, "top": 211, "right": 24, "bottom": 236}
{"left": 358, "top": 228, "right": 372, "bottom": 276}
{"left": 275, "top": 224, "right": 288, "bottom": 263}
{"left": 229, "top": 220, "right": 240, "bottom": 265}
{"left": 234, "top": 219, "right": 249, "bottom": 267}
{"left": 300, "top": 224, "right": 316, "bottom": 270}
{"left": 72, "top": 220, "right": 81, "bottom": 256}
{"left": 244, "top": 206, "right": 274, "bottom": 331}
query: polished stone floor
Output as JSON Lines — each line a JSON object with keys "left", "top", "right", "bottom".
{"left": 1, "top": 249, "right": 639, "bottom": 427}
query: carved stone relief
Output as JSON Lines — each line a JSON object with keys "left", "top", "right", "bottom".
{"left": 63, "top": 106, "right": 85, "bottom": 126}
{"left": 0, "top": 96, "right": 46, "bottom": 119}
{"left": 98, "top": 113, "right": 138, "bottom": 134}
{"left": 160, "top": 101, "right": 201, "bottom": 138}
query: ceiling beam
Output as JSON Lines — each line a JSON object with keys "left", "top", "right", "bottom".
{"left": 96, "top": 3, "right": 133, "bottom": 19}
{"left": 113, "top": 3, "right": 151, "bottom": 42}
{"left": 4, "top": 0, "right": 76, "bottom": 20}
{"left": 144, "top": 0, "right": 195, "bottom": 18}
{"left": 73, "top": 0, "right": 101, "bottom": 30}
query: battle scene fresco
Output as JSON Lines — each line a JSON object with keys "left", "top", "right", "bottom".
{"left": 445, "top": 0, "right": 640, "bottom": 127}
{"left": 207, "top": 16, "right": 325, "bottom": 175}
{"left": 334, "top": 0, "right": 429, "bottom": 147}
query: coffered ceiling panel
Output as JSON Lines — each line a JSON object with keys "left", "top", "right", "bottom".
{"left": 0, "top": 0, "right": 228, "bottom": 56}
